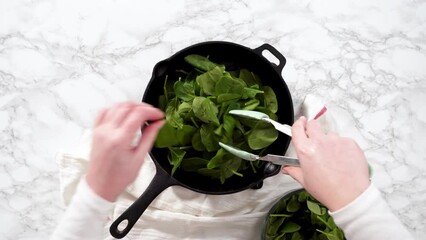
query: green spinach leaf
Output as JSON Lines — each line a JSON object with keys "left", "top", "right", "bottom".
{"left": 155, "top": 123, "right": 196, "bottom": 148}
{"left": 196, "top": 66, "right": 223, "bottom": 95}
{"left": 200, "top": 124, "right": 220, "bottom": 152}
{"left": 286, "top": 195, "right": 301, "bottom": 212}
{"left": 184, "top": 54, "right": 219, "bottom": 71}
{"left": 215, "top": 75, "right": 244, "bottom": 95}
{"left": 193, "top": 97, "right": 220, "bottom": 125}
{"left": 217, "top": 93, "right": 241, "bottom": 103}
{"left": 168, "top": 147, "right": 186, "bottom": 175}
{"left": 207, "top": 149, "right": 227, "bottom": 169}
{"left": 242, "top": 87, "right": 264, "bottom": 99}
{"left": 177, "top": 101, "right": 192, "bottom": 119}
{"left": 191, "top": 129, "right": 206, "bottom": 151}
{"left": 307, "top": 200, "right": 325, "bottom": 216}
{"left": 155, "top": 122, "right": 180, "bottom": 148}
{"left": 181, "top": 157, "right": 209, "bottom": 172}
{"left": 243, "top": 99, "right": 260, "bottom": 110}
{"left": 247, "top": 125, "right": 278, "bottom": 150}
{"left": 175, "top": 80, "right": 196, "bottom": 101}
{"left": 239, "top": 69, "right": 261, "bottom": 87}
{"left": 281, "top": 221, "right": 301, "bottom": 233}
{"left": 222, "top": 114, "right": 236, "bottom": 139}
{"left": 263, "top": 86, "right": 278, "bottom": 113}
{"left": 165, "top": 98, "right": 184, "bottom": 129}
{"left": 219, "top": 156, "right": 242, "bottom": 183}
{"left": 176, "top": 125, "right": 196, "bottom": 146}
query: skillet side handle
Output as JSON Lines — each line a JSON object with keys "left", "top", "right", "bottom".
{"left": 253, "top": 44, "right": 287, "bottom": 74}
{"left": 250, "top": 162, "right": 280, "bottom": 190}
{"left": 109, "top": 166, "right": 176, "bottom": 239}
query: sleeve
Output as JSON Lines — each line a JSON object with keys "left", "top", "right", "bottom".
{"left": 51, "top": 178, "right": 114, "bottom": 240}
{"left": 329, "top": 183, "right": 413, "bottom": 240}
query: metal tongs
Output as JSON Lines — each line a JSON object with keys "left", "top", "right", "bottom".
{"left": 219, "top": 110, "right": 299, "bottom": 166}
{"left": 219, "top": 142, "right": 300, "bottom": 166}
{"left": 229, "top": 110, "right": 292, "bottom": 136}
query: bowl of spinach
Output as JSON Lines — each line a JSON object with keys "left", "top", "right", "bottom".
{"left": 263, "top": 189, "right": 345, "bottom": 240}
{"left": 110, "top": 41, "right": 294, "bottom": 238}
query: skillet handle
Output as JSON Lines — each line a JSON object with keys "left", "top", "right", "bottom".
{"left": 251, "top": 162, "right": 280, "bottom": 189}
{"left": 253, "top": 44, "right": 287, "bottom": 74}
{"left": 109, "top": 165, "right": 176, "bottom": 239}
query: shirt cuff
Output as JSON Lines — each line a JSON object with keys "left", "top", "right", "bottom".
{"left": 329, "top": 183, "right": 379, "bottom": 223}
{"left": 77, "top": 178, "right": 115, "bottom": 215}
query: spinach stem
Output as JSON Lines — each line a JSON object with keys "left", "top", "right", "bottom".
{"left": 191, "top": 117, "right": 199, "bottom": 128}
{"left": 250, "top": 161, "right": 257, "bottom": 173}
{"left": 176, "top": 69, "right": 188, "bottom": 75}
{"left": 316, "top": 229, "right": 336, "bottom": 238}
{"left": 316, "top": 215, "right": 332, "bottom": 229}
{"left": 179, "top": 146, "right": 192, "bottom": 150}
{"left": 230, "top": 169, "right": 243, "bottom": 177}
{"left": 163, "top": 75, "right": 169, "bottom": 103}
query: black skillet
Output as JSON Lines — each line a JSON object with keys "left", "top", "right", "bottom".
{"left": 110, "top": 41, "right": 294, "bottom": 238}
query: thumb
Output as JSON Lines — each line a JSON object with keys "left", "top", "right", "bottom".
{"left": 134, "top": 120, "right": 165, "bottom": 160}
{"left": 282, "top": 166, "right": 305, "bottom": 186}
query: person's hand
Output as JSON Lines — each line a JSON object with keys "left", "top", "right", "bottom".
{"left": 86, "top": 102, "right": 164, "bottom": 202}
{"left": 282, "top": 117, "right": 370, "bottom": 212}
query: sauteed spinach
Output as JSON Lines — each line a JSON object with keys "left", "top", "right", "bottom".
{"left": 155, "top": 54, "right": 279, "bottom": 183}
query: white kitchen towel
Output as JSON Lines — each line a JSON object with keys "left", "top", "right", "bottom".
{"left": 56, "top": 94, "right": 336, "bottom": 240}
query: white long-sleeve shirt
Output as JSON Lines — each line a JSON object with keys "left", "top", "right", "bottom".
{"left": 330, "top": 184, "right": 413, "bottom": 239}
{"left": 51, "top": 180, "right": 413, "bottom": 240}
{"left": 51, "top": 180, "right": 114, "bottom": 240}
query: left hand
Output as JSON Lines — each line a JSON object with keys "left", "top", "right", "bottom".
{"left": 86, "top": 102, "right": 164, "bottom": 202}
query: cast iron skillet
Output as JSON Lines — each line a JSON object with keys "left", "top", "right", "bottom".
{"left": 110, "top": 41, "right": 294, "bottom": 238}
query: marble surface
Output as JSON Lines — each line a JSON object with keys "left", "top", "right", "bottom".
{"left": 0, "top": 0, "right": 425, "bottom": 239}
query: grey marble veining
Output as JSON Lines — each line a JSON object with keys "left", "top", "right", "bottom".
{"left": 0, "top": 0, "right": 425, "bottom": 239}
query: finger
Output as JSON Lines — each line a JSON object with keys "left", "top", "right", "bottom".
{"left": 292, "top": 117, "right": 309, "bottom": 149}
{"left": 103, "top": 102, "right": 131, "bottom": 123}
{"left": 133, "top": 120, "right": 165, "bottom": 167}
{"left": 108, "top": 102, "right": 137, "bottom": 126}
{"left": 306, "top": 120, "right": 325, "bottom": 138}
{"left": 281, "top": 166, "right": 289, "bottom": 174}
{"left": 94, "top": 108, "right": 108, "bottom": 126}
{"left": 104, "top": 102, "right": 152, "bottom": 126}
{"left": 109, "top": 101, "right": 154, "bottom": 126}
{"left": 282, "top": 166, "right": 305, "bottom": 186}
{"left": 121, "top": 106, "right": 165, "bottom": 143}
{"left": 123, "top": 106, "right": 165, "bottom": 129}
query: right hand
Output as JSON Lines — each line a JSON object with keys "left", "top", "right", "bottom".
{"left": 282, "top": 117, "right": 370, "bottom": 212}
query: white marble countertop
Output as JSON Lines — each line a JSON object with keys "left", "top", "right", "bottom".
{"left": 0, "top": 0, "right": 425, "bottom": 239}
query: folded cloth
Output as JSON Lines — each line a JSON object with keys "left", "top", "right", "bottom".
{"left": 56, "top": 94, "right": 334, "bottom": 240}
